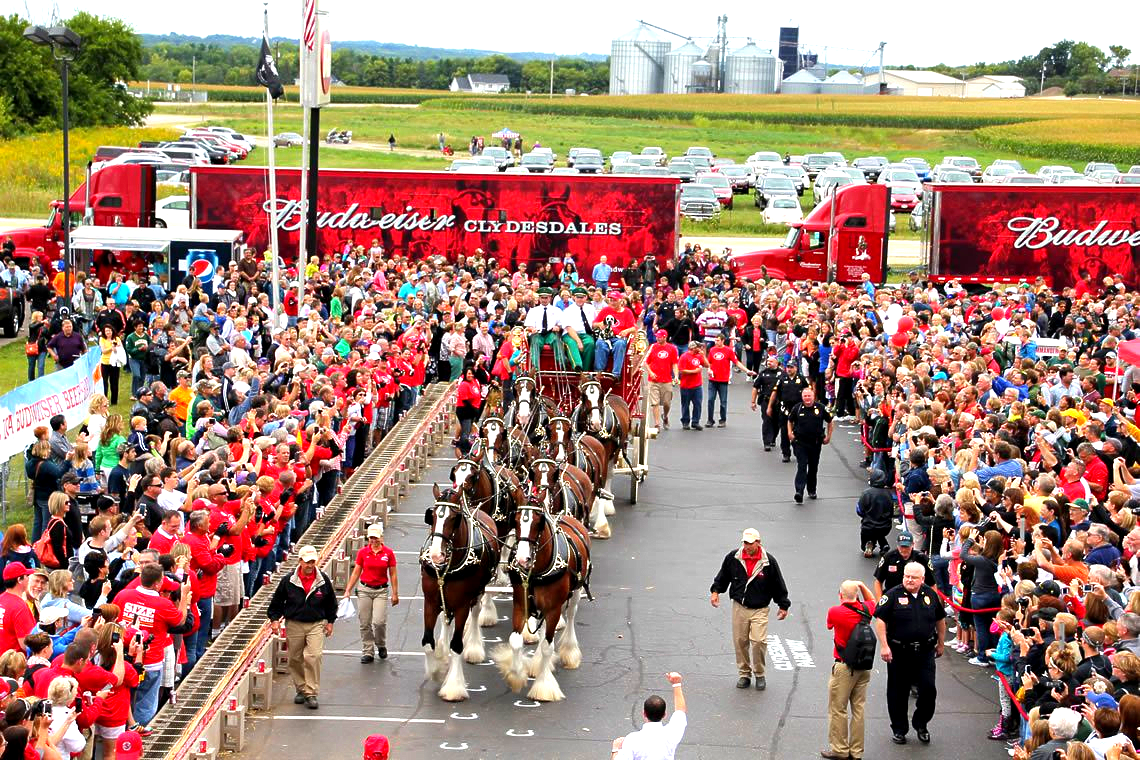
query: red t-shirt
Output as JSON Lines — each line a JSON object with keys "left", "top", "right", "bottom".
{"left": 594, "top": 306, "right": 636, "bottom": 335}
{"left": 726, "top": 308, "right": 747, "bottom": 335}
{"left": 209, "top": 502, "right": 246, "bottom": 566}
{"left": 148, "top": 529, "right": 180, "bottom": 556}
{"left": 0, "top": 591, "right": 35, "bottom": 656}
{"left": 826, "top": 600, "right": 877, "bottom": 660}
{"left": 1084, "top": 456, "right": 1109, "bottom": 497}
{"left": 35, "top": 660, "right": 115, "bottom": 698}
{"left": 678, "top": 352, "right": 706, "bottom": 390}
{"left": 645, "top": 344, "right": 678, "bottom": 383}
{"left": 115, "top": 587, "right": 186, "bottom": 666}
{"left": 355, "top": 545, "right": 397, "bottom": 587}
{"left": 96, "top": 664, "right": 139, "bottom": 726}
{"left": 707, "top": 346, "right": 736, "bottom": 383}
{"left": 184, "top": 532, "right": 226, "bottom": 598}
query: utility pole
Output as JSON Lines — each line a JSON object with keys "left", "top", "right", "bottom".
{"left": 1040, "top": 62, "right": 1046, "bottom": 94}
{"left": 192, "top": 55, "right": 196, "bottom": 93}
{"left": 549, "top": 56, "right": 554, "bottom": 98}
{"left": 878, "top": 42, "right": 886, "bottom": 91}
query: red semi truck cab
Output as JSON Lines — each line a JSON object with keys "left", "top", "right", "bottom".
{"left": 1, "top": 164, "right": 156, "bottom": 275}
{"left": 730, "top": 183, "right": 890, "bottom": 285}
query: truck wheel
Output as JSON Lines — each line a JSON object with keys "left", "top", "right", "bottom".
{"left": 154, "top": 219, "right": 167, "bottom": 229}
{"left": 2, "top": 308, "right": 18, "bottom": 338}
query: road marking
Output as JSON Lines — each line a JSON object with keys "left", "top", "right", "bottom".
{"left": 440, "top": 743, "right": 469, "bottom": 750}
{"left": 766, "top": 635, "right": 816, "bottom": 670}
{"left": 506, "top": 729, "right": 534, "bottom": 737}
{"left": 324, "top": 650, "right": 424, "bottom": 656}
{"left": 394, "top": 551, "right": 421, "bottom": 556}
{"left": 272, "top": 716, "right": 444, "bottom": 724}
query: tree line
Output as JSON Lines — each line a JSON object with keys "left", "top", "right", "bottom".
{"left": 141, "top": 43, "right": 611, "bottom": 93}
{"left": 894, "top": 39, "right": 1136, "bottom": 95}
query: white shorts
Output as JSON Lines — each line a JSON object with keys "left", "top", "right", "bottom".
{"left": 214, "top": 561, "right": 242, "bottom": 607}
{"left": 93, "top": 723, "right": 126, "bottom": 740}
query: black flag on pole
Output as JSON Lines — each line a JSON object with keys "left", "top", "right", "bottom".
{"left": 256, "top": 34, "right": 285, "bottom": 100}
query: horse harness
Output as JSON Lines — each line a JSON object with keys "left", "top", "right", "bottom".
{"left": 421, "top": 500, "right": 497, "bottom": 621}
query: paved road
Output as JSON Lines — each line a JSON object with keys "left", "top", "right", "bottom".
{"left": 237, "top": 387, "right": 995, "bottom": 759}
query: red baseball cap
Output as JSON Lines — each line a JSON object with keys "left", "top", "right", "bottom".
{"left": 116, "top": 730, "right": 143, "bottom": 760}
{"left": 2, "top": 564, "right": 31, "bottom": 582}
{"left": 363, "top": 734, "right": 390, "bottom": 760}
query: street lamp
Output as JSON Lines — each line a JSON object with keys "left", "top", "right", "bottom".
{"left": 23, "top": 25, "right": 81, "bottom": 296}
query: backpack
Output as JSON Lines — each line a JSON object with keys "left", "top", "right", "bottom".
{"left": 841, "top": 602, "right": 877, "bottom": 671}
{"left": 33, "top": 517, "right": 66, "bottom": 569}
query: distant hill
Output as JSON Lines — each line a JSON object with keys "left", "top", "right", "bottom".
{"left": 137, "top": 33, "right": 607, "bottom": 62}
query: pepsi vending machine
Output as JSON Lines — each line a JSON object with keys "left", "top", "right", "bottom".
{"left": 165, "top": 231, "right": 244, "bottom": 293}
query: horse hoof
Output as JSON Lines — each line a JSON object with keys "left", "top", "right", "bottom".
{"left": 438, "top": 685, "right": 469, "bottom": 702}
{"left": 591, "top": 524, "right": 612, "bottom": 540}
{"left": 560, "top": 649, "right": 582, "bottom": 670}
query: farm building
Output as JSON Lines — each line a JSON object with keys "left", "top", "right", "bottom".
{"left": 449, "top": 74, "right": 511, "bottom": 94}
{"left": 819, "top": 70, "right": 877, "bottom": 95}
{"left": 781, "top": 68, "right": 822, "bottom": 94}
{"left": 881, "top": 69, "right": 967, "bottom": 97}
{"left": 966, "top": 75, "right": 1026, "bottom": 98}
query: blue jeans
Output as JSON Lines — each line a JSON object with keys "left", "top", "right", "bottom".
{"left": 971, "top": 591, "right": 1001, "bottom": 663}
{"left": 128, "top": 357, "right": 146, "bottom": 397}
{"left": 26, "top": 352, "right": 46, "bottom": 381}
{"left": 132, "top": 665, "right": 162, "bottom": 725}
{"left": 186, "top": 596, "right": 213, "bottom": 669}
{"left": 931, "top": 555, "right": 951, "bottom": 597}
{"left": 706, "top": 380, "right": 728, "bottom": 424}
{"left": 680, "top": 386, "right": 702, "bottom": 426}
{"left": 595, "top": 337, "right": 628, "bottom": 376}
{"left": 32, "top": 500, "right": 49, "bottom": 542}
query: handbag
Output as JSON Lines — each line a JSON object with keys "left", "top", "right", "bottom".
{"left": 24, "top": 341, "right": 39, "bottom": 356}
{"left": 33, "top": 517, "right": 65, "bottom": 569}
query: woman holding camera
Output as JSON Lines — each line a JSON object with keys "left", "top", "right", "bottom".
{"left": 959, "top": 529, "right": 1006, "bottom": 667}
{"left": 92, "top": 623, "right": 141, "bottom": 757}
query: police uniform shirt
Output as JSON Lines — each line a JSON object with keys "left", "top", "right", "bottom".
{"left": 752, "top": 367, "right": 781, "bottom": 399}
{"left": 873, "top": 584, "right": 945, "bottom": 644}
{"left": 874, "top": 549, "right": 935, "bottom": 593}
{"left": 774, "top": 373, "right": 809, "bottom": 413}
{"left": 788, "top": 401, "right": 832, "bottom": 441}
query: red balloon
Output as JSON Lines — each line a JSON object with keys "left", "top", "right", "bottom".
{"left": 991, "top": 307, "right": 1005, "bottom": 321}
{"left": 896, "top": 315, "right": 915, "bottom": 334}
{"left": 890, "top": 332, "right": 909, "bottom": 348}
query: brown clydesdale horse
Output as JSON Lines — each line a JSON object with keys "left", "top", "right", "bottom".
{"left": 421, "top": 489, "right": 501, "bottom": 701}
{"left": 492, "top": 491, "right": 592, "bottom": 702}
{"left": 547, "top": 415, "right": 613, "bottom": 538}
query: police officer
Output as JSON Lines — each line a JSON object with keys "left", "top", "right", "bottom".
{"left": 787, "top": 386, "right": 833, "bottom": 503}
{"left": 768, "top": 361, "right": 809, "bottom": 463}
{"left": 750, "top": 355, "right": 782, "bottom": 451}
{"left": 872, "top": 532, "right": 935, "bottom": 598}
{"left": 873, "top": 561, "right": 946, "bottom": 746}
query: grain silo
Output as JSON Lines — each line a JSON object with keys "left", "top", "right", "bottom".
{"left": 781, "top": 68, "right": 822, "bottom": 95}
{"left": 724, "top": 42, "right": 780, "bottom": 94}
{"left": 690, "top": 60, "right": 714, "bottom": 93}
{"left": 609, "top": 24, "right": 671, "bottom": 95}
{"left": 820, "top": 70, "right": 867, "bottom": 95}
{"left": 664, "top": 41, "right": 705, "bottom": 94}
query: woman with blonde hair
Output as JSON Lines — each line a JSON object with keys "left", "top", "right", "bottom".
{"left": 47, "top": 676, "right": 86, "bottom": 756}
{"left": 67, "top": 439, "right": 100, "bottom": 496}
{"left": 41, "top": 568, "right": 98, "bottom": 626}
{"left": 84, "top": 393, "right": 110, "bottom": 444}
{"left": 26, "top": 309, "right": 48, "bottom": 380}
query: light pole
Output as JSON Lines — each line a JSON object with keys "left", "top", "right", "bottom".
{"left": 23, "top": 25, "right": 82, "bottom": 297}
{"left": 1039, "top": 62, "right": 1047, "bottom": 94}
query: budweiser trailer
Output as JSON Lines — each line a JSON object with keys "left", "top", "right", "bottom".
{"left": 190, "top": 167, "right": 680, "bottom": 273}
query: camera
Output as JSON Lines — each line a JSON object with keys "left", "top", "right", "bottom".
{"left": 1083, "top": 584, "right": 1096, "bottom": 593}
{"left": 1020, "top": 627, "right": 1035, "bottom": 637}
{"left": 1044, "top": 679, "right": 1066, "bottom": 692}
{"left": 1017, "top": 597, "right": 1030, "bottom": 609}
{"left": 111, "top": 631, "right": 121, "bottom": 644}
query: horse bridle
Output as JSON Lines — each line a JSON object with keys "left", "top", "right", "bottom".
{"left": 511, "top": 500, "right": 563, "bottom": 580}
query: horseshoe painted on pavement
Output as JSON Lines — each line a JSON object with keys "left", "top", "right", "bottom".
{"left": 506, "top": 729, "right": 535, "bottom": 737}
{"left": 513, "top": 700, "right": 540, "bottom": 708}
{"left": 482, "top": 636, "right": 502, "bottom": 643}
{"left": 467, "top": 685, "right": 486, "bottom": 692}
{"left": 451, "top": 712, "right": 478, "bottom": 720}
{"left": 439, "top": 743, "right": 468, "bottom": 751}
{"left": 477, "top": 659, "right": 495, "bottom": 665}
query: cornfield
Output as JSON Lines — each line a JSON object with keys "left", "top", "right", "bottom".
{"left": 0, "top": 126, "right": 179, "bottom": 218}
{"left": 976, "top": 118, "right": 1140, "bottom": 165}
{"left": 130, "top": 82, "right": 464, "bottom": 105}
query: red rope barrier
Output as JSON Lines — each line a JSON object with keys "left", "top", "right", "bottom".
{"left": 996, "top": 671, "right": 1030, "bottom": 722}
{"left": 861, "top": 422, "right": 892, "bottom": 453}
{"left": 934, "top": 587, "right": 1003, "bottom": 614}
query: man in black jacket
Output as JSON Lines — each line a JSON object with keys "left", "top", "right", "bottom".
{"left": 267, "top": 545, "right": 338, "bottom": 709}
{"left": 857, "top": 469, "right": 896, "bottom": 558}
{"left": 709, "top": 528, "right": 791, "bottom": 691}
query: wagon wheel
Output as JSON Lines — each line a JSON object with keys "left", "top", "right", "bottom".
{"left": 628, "top": 418, "right": 643, "bottom": 504}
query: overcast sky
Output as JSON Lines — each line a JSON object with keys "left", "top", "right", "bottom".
{"left": 11, "top": 0, "right": 1139, "bottom": 68}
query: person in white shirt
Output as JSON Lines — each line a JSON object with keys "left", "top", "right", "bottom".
{"left": 559, "top": 287, "right": 597, "bottom": 371}
{"left": 524, "top": 287, "right": 565, "bottom": 366}
{"left": 612, "top": 672, "right": 687, "bottom": 760}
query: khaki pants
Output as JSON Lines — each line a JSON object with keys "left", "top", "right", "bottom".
{"left": 357, "top": 585, "right": 390, "bottom": 655}
{"left": 649, "top": 382, "right": 673, "bottom": 418}
{"left": 286, "top": 619, "right": 326, "bottom": 697}
{"left": 828, "top": 661, "right": 871, "bottom": 757}
{"left": 731, "top": 602, "right": 769, "bottom": 678}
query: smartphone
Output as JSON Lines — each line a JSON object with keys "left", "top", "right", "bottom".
{"left": 1020, "top": 628, "right": 1035, "bottom": 637}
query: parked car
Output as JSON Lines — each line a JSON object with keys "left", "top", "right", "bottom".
{"left": 685, "top": 146, "right": 714, "bottom": 160}
{"left": 668, "top": 163, "right": 696, "bottom": 182}
{"left": 803, "top": 153, "right": 841, "bottom": 179}
{"left": 766, "top": 165, "right": 807, "bottom": 195}
{"left": 901, "top": 158, "right": 932, "bottom": 181}
{"left": 1091, "top": 169, "right": 1120, "bottom": 184}
{"left": 520, "top": 153, "right": 553, "bottom": 173}
{"left": 610, "top": 162, "right": 640, "bottom": 175}
{"left": 909, "top": 198, "right": 925, "bottom": 231}
{"left": 1084, "top": 161, "right": 1119, "bottom": 176}
{"left": 530, "top": 146, "right": 556, "bottom": 164}
{"left": 938, "top": 156, "right": 982, "bottom": 181}
{"left": 760, "top": 196, "right": 803, "bottom": 226}
{"left": 889, "top": 210, "right": 897, "bottom": 233}
{"left": 573, "top": 154, "right": 603, "bottom": 173}
{"left": 687, "top": 156, "right": 711, "bottom": 171}
{"left": 821, "top": 151, "right": 847, "bottom": 167}
{"left": 837, "top": 167, "right": 868, "bottom": 185}
{"left": 754, "top": 176, "right": 798, "bottom": 209}
{"left": 710, "top": 158, "right": 736, "bottom": 169}
{"left": 696, "top": 172, "right": 734, "bottom": 209}
{"left": 608, "top": 150, "right": 632, "bottom": 169}
{"left": 1130, "top": 165, "right": 1140, "bottom": 175}
{"left": 201, "top": 126, "right": 254, "bottom": 151}
{"left": 628, "top": 155, "right": 659, "bottom": 168}
{"left": 720, "top": 165, "right": 754, "bottom": 192}
{"left": 638, "top": 166, "right": 672, "bottom": 177}
{"left": 1114, "top": 174, "right": 1140, "bottom": 185}
{"left": 640, "top": 147, "right": 667, "bottom": 165}
{"left": 813, "top": 171, "right": 857, "bottom": 207}
{"left": 991, "top": 159, "right": 1024, "bottom": 173}
{"left": 852, "top": 156, "right": 889, "bottom": 181}
{"left": 274, "top": 132, "right": 303, "bottom": 147}
{"left": 982, "top": 164, "right": 1021, "bottom": 183}
{"left": 567, "top": 147, "right": 601, "bottom": 167}
{"left": 156, "top": 168, "right": 190, "bottom": 186}
{"left": 877, "top": 168, "right": 922, "bottom": 210}
{"left": 1005, "top": 175, "right": 1047, "bottom": 185}
{"left": 481, "top": 146, "right": 514, "bottom": 170}
{"left": 155, "top": 195, "right": 190, "bottom": 228}
{"left": 1051, "top": 172, "right": 1088, "bottom": 185}
{"left": 1037, "top": 165, "right": 1073, "bottom": 179}
{"left": 679, "top": 183, "right": 720, "bottom": 220}
{"left": 932, "top": 168, "right": 973, "bottom": 184}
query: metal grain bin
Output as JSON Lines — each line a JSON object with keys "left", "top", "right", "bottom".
{"left": 609, "top": 25, "right": 671, "bottom": 95}
{"left": 724, "top": 43, "right": 780, "bottom": 95}
{"left": 781, "top": 68, "right": 822, "bottom": 95}
{"left": 820, "top": 70, "right": 868, "bottom": 96}
{"left": 664, "top": 41, "right": 705, "bottom": 94}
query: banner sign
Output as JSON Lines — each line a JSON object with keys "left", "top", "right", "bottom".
{"left": 933, "top": 186, "right": 1140, "bottom": 288}
{"left": 0, "top": 346, "right": 101, "bottom": 461}
{"left": 191, "top": 167, "right": 679, "bottom": 273}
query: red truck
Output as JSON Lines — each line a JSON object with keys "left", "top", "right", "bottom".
{"left": 730, "top": 183, "right": 1140, "bottom": 289}
{"left": 1, "top": 163, "right": 157, "bottom": 278}
{"left": 191, "top": 166, "right": 679, "bottom": 273}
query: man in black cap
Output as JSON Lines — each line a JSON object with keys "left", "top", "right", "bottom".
{"left": 768, "top": 361, "right": 809, "bottom": 464}
{"left": 873, "top": 532, "right": 935, "bottom": 599}
{"left": 524, "top": 287, "right": 564, "bottom": 366}
{"left": 220, "top": 361, "right": 239, "bottom": 413}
